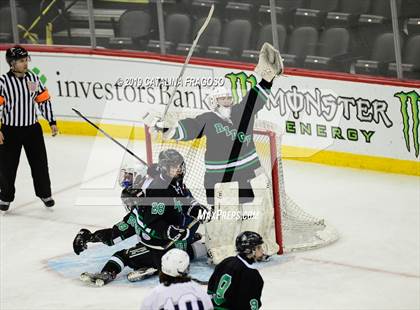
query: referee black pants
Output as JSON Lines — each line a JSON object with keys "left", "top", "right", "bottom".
{"left": 0, "top": 122, "right": 52, "bottom": 202}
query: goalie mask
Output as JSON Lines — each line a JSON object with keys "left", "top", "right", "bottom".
{"left": 119, "top": 164, "right": 147, "bottom": 212}
{"left": 209, "top": 86, "right": 234, "bottom": 120}
{"left": 119, "top": 164, "right": 147, "bottom": 189}
{"left": 236, "top": 231, "right": 265, "bottom": 260}
{"left": 158, "top": 149, "right": 186, "bottom": 182}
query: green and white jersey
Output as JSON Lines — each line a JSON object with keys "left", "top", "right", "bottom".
{"left": 173, "top": 79, "right": 273, "bottom": 186}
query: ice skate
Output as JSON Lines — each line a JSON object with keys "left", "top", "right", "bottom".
{"left": 0, "top": 200, "right": 10, "bottom": 212}
{"left": 80, "top": 271, "right": 115, "bottom": 287}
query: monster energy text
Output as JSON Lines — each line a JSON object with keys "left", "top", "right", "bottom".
{"left": 226, "top": 72, "right": 397, "bottom": 143}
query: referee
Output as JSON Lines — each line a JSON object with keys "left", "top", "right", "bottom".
{"left": 0, "top": 45, "right": 58, "bottom": 212}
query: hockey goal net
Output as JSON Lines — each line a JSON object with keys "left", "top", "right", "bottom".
{"left": 144, "top": 111, "right": 338, "bottom": 258}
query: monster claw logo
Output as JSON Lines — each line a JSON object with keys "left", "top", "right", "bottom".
{"left": 394, "top": 90, "right": 420, "bottom": 158}
{"left": 225, "top": 72, "right": 256, "bottom": 104}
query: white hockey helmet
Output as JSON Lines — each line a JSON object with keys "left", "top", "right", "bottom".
{"left": 161, "top": 248, "right": 190, "bottom": 277}
{"left": 209, "top": 86, "right": 234, "bottom": 110}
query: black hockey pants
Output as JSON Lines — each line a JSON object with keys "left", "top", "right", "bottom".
{"left": 0, "top": 123, "right": 52, "bottom": 202}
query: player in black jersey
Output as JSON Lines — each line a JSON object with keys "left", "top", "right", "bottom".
{"left": 72, "top": 149, "right": 211, "bottom": 286}
{"left": 207, "top": 231, "right": 265, "bottom": 310}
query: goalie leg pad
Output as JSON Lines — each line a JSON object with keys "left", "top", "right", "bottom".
{"left": 205, "top": 182, "right": 241, "bottom": 264}
{"left": 245, "top": 173, "right": 279, "bottom": 255}
{"left": 187, "top": 241, "right": 208, "bottom": 260}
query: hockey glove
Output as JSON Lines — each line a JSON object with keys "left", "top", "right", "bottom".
{"left": 142, "top": 113, "right": 175, "bottom": 139}
{"left": 187, "top": 203, "right": 213, "bottom": 223}
{"left": 73, "top": 229, "right": 93, "bottom": 255}
{"left": 255, "top": 42, "right": 283, "bottom": 82}
{"left": 167, "top": 225, "right": 190, "bottom": 241}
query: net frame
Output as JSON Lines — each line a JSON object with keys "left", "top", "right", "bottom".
{"left": 144, "top": 113, "right": 338, "bottom": 254}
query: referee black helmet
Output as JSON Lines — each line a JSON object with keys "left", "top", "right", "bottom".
{"left": 6, "top": 45, "right": 29, "bottom": 66}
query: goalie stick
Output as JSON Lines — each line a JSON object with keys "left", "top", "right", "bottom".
{"left": 72, "top": 108, "right": 148, "bottom": 166}
{"left": 162, "top": 4, "right": 214, "bottom": 120}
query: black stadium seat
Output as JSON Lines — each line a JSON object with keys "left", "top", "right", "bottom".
{"left": 258, "top": 5, "right": 286, "bottom": 27}
{"left": 282, "top": 26, "right": 319, "bottom": 67}
{"left": 340, "top": 0, "right": 371, "bottom": 15}
{"left": 241, "top": 24, "right": 287, "bottom": 63}
{"left": 206, "top": 19, "right": 252, "bottom": 60}
{"left": 354, "top": 32, "right": 402, "bottom": 76}
{"left": 326, "top": 0, "right": 371, "bottom": 28}
{"left": 388, "top": 34, "right": 420, "bottom": 79}
{"left": 304, "top": 27, "right": 351, "bottom": 72}
{"left": 224, "top": 2, "right": 253, "bottom": 21}
{"left": 407, "top": 18, "right": 420, "bottom": 36}
{"left": 148, "top": 13, "right": 191, "bottom": 53}
{"left": 294, "top": 0, "right": 339, "bottom": 28}
{"left": 176, "top": 16, "right": 222, "bottom": 55}
{"left": 109, "top": 10, "right": 152, "bottom": 50}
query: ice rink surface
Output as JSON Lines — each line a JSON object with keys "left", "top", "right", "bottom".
{"left": 0, "top": 134, "right": 419, "bottom": 310}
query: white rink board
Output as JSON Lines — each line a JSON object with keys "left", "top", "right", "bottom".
{"left": 0, "top": 51, "right": 419, "bottom": 162}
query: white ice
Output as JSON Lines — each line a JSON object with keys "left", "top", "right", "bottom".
{"left": 0, "top": 134, "right": 419, "bottom": 310}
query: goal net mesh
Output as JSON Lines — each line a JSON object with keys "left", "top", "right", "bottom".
{"left": 145, "top": 112, "right": 339, "bottom": 253}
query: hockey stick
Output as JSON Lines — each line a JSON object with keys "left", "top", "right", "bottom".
{"left": 191, "top": 277, "right": 209, "bottom": 285}
{"left": 72, "top": 108, "right": 148, "bottom": 166}
{"left": 127, "top": 267, "right": 208, "bottom": 285}
{"left": 162, "top": 4, "right": 214, "bottom": 120}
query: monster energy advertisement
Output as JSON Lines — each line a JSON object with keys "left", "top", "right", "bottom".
{"left": 4, "top": 51, "right": 417, "bottom": 162}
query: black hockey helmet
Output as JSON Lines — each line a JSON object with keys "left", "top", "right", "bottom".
{"left": 6, "top": 45, "right": 30, "bottom": 66}
{"left": 235, "top": 231, "right": 264, "bottom": 255}
{"left": 120, "top": 186, "right": 144, "bottom": 212}
{"left": 158, "top": 149, "right": 186, "bottom": 181}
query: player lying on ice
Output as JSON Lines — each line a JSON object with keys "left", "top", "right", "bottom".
{"left": 144, "top": 43, "right": 283, "bottom": 263}
{"left": 72, "top": 149, "right": 212, "bottom": 286}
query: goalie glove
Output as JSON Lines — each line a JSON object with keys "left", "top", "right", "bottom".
{"left": 255, "top": 42, "right": 284, "bottom": 82}
{"left": 167, "top": 225, "right": 190, "bottom": 241}
{"left": 73, "top": 229, "right": 93, "bottom": 255}
{"left": 142, "top": 113, "right": 176, "bottom": 139}
{"left": 187, "top": 203, "right": 213, "bottom": 223}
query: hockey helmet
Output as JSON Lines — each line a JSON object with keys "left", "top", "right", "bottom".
{"left": 161, "top": 248, "right": 190, "bottom": 277}
{"left": 6, "top": 45, "right": 30, "bottom": 66}
{"left": 158, "top": 149, "right": 185, "bottom": 181}
{"left": 235, "top": 231, "right": 264, "bottom": 255}
{"left": 120, "top": 186, "right": 144, "bottom": 212}
{"left": 209, "top": 86, "right": 233, "bottom": 109}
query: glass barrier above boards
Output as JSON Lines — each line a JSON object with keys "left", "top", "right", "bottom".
{"left": 1, "top": 0, "right": 419, "bottom": 81}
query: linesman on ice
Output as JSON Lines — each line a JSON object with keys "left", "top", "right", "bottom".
{"left": 0, "top": 46, "right": 58, "bottom": 212}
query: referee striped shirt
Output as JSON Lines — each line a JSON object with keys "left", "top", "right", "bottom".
{"left": 0, "top": 70, "right": 55, "bottom": 127}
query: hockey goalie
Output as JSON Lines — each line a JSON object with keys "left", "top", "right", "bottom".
{"left": 145, "top": 43, "right": 284, "bottom": 264}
